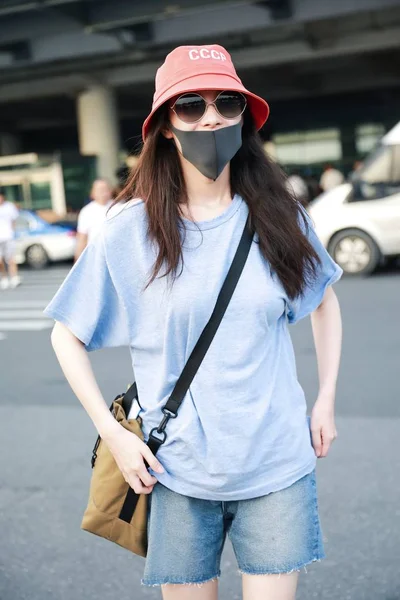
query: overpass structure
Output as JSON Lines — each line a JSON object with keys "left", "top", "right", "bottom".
{"left": 0, "top": 0, "right": 400, "bottom": 212}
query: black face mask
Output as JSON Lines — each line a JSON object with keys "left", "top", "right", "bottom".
{"left": 170, "top": 122, "right": 242, "bottom": 181}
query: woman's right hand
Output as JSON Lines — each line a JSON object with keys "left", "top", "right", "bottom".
{"left": 103, "top": 424, "right": 164, "bottom": 494}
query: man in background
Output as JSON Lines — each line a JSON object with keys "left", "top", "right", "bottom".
{"left": 0, "top": 191, "right": 21, "bottom": 290}
{"left": 319, "top": 163, "right": 344, "bottom": 192}
{"left": 74, "top": 179, "right": 113, "bottom": 262}
{"left": 286, "top": 169, "right": 310, "bottom": 207}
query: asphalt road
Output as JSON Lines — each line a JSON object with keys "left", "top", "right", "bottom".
{"left": 1, "top": 264, "right": 399, "bottom": 600}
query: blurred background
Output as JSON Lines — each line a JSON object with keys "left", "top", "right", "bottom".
{"left": 0, "top": 0, "right": 400, "bottom": 274}
{"left": 0, "top": 0, "right": 399, "bottom": 206}
{"left": 0, "top": 2, "right": 400, "bottom": 600}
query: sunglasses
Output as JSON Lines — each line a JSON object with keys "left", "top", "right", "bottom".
{"left": 170, "top": 91, "right": 247, "bottom": 124}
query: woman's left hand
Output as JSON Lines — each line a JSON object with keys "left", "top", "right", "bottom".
{"left": 310, "top": 395, "right": 338, "bottom": 458}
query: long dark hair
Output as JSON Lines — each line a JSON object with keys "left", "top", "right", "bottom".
{"left": 116, "top": 108, "right": 320, "bottom": 299}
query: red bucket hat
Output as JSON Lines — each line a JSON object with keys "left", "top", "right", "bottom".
{"left": 142, "top": 44, "right": 270, "bottom": 140}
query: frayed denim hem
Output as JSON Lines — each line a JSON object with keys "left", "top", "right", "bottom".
{"left": 239, "top": 554, "right": 325, "bottom": 577}
{"left": 141, "top": 572, "right": 220, "bottom": 587}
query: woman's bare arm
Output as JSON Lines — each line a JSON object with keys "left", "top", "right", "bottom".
{"left": 311, "top": 286, "right": 342, "bottom": 400}
{"left": 309, "top": 286, "right": 342, "bottom": 457}
{"left": 51, "top": 322, "right": 117, "bottom": 437}
{"left": 50, "top": 321, "right": 164, "bottom": 492}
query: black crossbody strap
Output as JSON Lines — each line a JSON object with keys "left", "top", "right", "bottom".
{"left": 121, "top": 382, "right": 137, "bottom": 416}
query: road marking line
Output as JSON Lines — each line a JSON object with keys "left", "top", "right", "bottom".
{"left": 18, "top": 275, "right": 67, "bottom": 280}
{"left": 0, "top": 320, "right": 53, "bottom": 330}
{"left": 0, "top": 301, "right": 47, "bottom": 308}
{"left": 0, "top": 310, "right": 48, "bottom": 318}
{"left": 8, "top": 283, "right": 64, "bottom": 287}
{"left": 0, "top": 270, "right": 67, "bottom": 332}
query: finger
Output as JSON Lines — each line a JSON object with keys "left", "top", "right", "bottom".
{"left": 311, "top": 428, "right": 322, "bottom": 458}
{"left": 137, "top": 463, "right": 158, "bottom": 487}
{"left": 320, "top": 440, "right": 330, "bottom": 458}
{"left": 142, "top": 445, "right": 164, "bottom": 473}
{"left": 320, "top": 432, "right": 336, "bottom": 457}
{"left": 128, "top": 474, "right": 155, "bottom": 495}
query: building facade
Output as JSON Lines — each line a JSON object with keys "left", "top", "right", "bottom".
{"left": 1, "top": 0, "right": 400, "bottom": 213}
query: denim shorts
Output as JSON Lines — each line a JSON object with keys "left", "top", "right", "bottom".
{"left": 142, "top": 469, "right": 325, "bottom": 586}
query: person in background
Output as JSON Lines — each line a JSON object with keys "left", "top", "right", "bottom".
{"left": 319, "top": 163, "right": 344, "bottom": 192}
{"left": 286, "top": 169, "right": 310, "bottom": 207}
{"left": 74, "top": 179, "right": 113, "bottom": 262}
{"left": 303, "top": 168, "right": 322, "bottom": 202}
{"left": 349, "top": 159, "right": 366, "bottom": 200}
{"left": 0, "top": 191, "right": 21, "bottom": 290}
{"left": 349, "top": 159, "right": 363, "bottom": 182}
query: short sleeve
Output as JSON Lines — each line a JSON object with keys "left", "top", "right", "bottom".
{"left": 43, "top": 230, "right": 129, "bottom": 351}
{"left": 286, "top": 210, "right": 343, "bottom": 324}
{"left": 10, "top": 204, "right": 19, "bottom": 220}
{"left": 77, "top": 205, "right": 90, "bottom": 235}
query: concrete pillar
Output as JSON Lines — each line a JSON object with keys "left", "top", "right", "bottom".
{"left": 0, "top": 132, "right": 22, "bottom": 155}
{"left": 50, "top": 160, "right": 67, "bottom": 215}
{"left": 77, "top": 85, "right": 120, "bottom": 185}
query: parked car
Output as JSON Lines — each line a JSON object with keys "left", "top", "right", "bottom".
{"left": 308, "top": 122, "right": 400, "bottom": 275}
{"left": 14, "top": 210, "right": 76, "bottom": 268}
{"left": 51, "top": 217, "right": 78, "bottom": 232}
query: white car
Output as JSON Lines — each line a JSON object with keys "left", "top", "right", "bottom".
{"left": 308, "top": 122, "right": 400, "bottom": 275}
{"left": 14, "top": 210, "right": 76, "bottom": 269}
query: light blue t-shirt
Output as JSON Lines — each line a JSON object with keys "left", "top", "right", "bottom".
{"left": 44, "top": 195, "right": 342, "bottom": 501}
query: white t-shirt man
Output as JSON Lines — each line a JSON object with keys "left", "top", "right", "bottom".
{"left": 319, "top": 168, "right": 344, "bottom": 192}
{"left": 0, "top": 200, "right": 20, "bottom": 289}
{"left": 77, "top": 200, "right": 113, "bottom": 244}
{"left": 287, "top": 174, "right": 309, "bottom": 204}
{"left": 0, "top": 201, "right": 19, "bottom": 243}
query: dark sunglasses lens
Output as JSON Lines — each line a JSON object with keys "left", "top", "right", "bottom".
{"left": 216, "top": 92, "right": 246, "bottom": 118}
{"left": 174, "top": 94, "right": 206, "bottom": 123}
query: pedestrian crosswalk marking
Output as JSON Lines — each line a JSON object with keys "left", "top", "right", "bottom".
{"left": 0, "top": 310, "right": 48, "bottom": 319}
{"left": 5, "top": 284, "right": 63, "bottom": 290}
{"left": 0, "top": 301, "right": 46, "bottom": 309}
{"left": 11, "top": 279, "right": 65, "bottom": 284}
{"left": 0, "top": 267, "right": 69, "bottom": 337}
{"left": 0, "top": 320, "right": 52, "bottom": 331}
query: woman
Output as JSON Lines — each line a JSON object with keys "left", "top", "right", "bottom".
{"left": 45, "top": 44, "right": 342, "bottom": 600}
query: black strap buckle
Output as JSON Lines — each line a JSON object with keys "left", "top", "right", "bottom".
{"left": 148, "top": 408, "right": 178, "bottom": 447}
{"left": 156, "top": 407, "right": 177, "bottom": 434}
{"left": 148, "top": 427, "right": 167, "bottom": 445}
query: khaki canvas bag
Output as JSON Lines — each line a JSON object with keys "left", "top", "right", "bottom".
{"left": 81, "top": 386, "right": 149, "bottom": 556}
{"left": 80, "top": 219, "right": 253, "bottom": 556}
